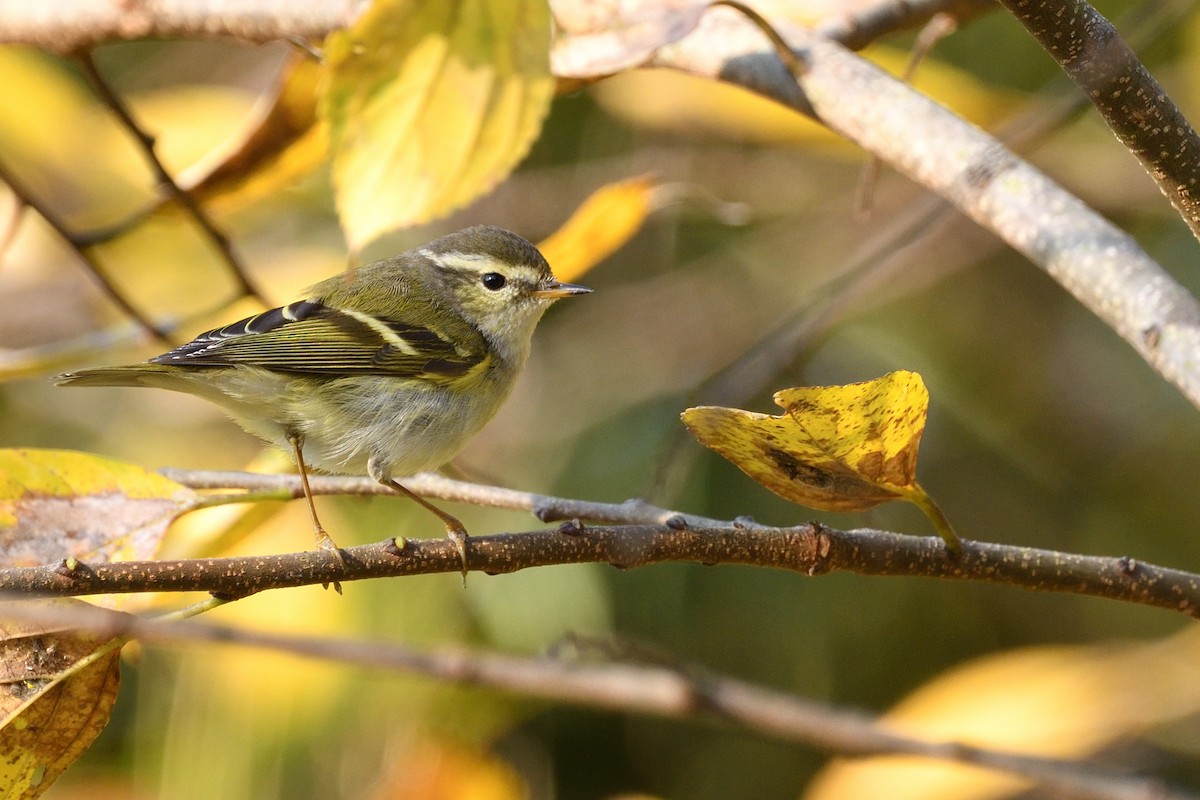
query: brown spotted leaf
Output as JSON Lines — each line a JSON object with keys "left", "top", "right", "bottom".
{"left": 0, "top": 449, "right": 196, "bottom": 568}
{"left": 0, "top": 599, "right": 122, "bottom": 800}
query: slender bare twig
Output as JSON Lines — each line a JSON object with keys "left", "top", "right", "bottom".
{"left": 815, "top": 0, "right": 994, "bottom": 50}
{"left": 995, "top": 0, "right": 1200, "bottom": 244}
{"left": 0, "top": 599, "right": 1185, "bottom": 800}
{"left": 854, "top": 12, "right": 959, "bottom": 217}
{"left": 76, "top": 51, "right": 266, "bottom": 304}
{"left": 0, "top": 157, "right": 170, "bottom": 343}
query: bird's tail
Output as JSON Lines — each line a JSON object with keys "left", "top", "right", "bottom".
{"left": 54, "top": 365, "right": 171, "bottom": 388}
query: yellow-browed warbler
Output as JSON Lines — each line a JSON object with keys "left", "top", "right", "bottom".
{"left": 57, "top": 226, "right": 591, "bottom": 570}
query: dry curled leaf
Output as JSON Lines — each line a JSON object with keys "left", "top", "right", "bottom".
{"left": 682, "top": 371, "right": 959, "bottom": 549}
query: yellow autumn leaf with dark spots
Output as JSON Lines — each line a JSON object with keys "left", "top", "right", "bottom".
{"left": 538, "top": 175, "right": 657, "bottom": 283}
{"left": 321, "top": 0, "right": 555, "bottom": 251}
{"left": 0, "top": 599, "right": 122, "bottom": 800}
{"left": 682, "top": 371, "right": 959, "bottom": 550}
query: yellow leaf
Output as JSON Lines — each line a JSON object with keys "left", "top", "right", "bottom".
{"left": 537, "top": 175, "right": 657, "bottom": 283}
{"left": 0, "top": 599, "right": 122, "bottom": 800}
{"left": 321, "top": 0, "right": 555, "bottom": 251}
{"left": 0, "top": 449, "right": 195, "bottom": 567}
{"left": 682, "top": 371, "right": 959, "bottom": 548}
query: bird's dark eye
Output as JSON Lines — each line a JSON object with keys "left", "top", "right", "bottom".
{"left": 481, "top": 272, "right": 507, "bottom": 291}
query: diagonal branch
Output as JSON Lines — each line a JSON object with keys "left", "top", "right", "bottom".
{"left": 649, "top": 8, "right": 1200, "bottom": 411}
{"left": 995, "top": 0, "right": 1200, "bottom": 244}
{"left": 76, "top": 51, "right": 267, "bottom": 304}
{"left": 0, "top": 157, "right": 171, "bottom": 344}
{"left": 2, "top": 598, "right": 1187, "bottom": 800}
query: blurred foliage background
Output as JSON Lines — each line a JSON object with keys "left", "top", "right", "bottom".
{"left": 3, "top": 1, "right": 1200, "bottom": 796}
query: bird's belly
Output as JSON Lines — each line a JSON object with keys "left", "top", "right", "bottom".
{"left": 292, "top": 376, "right": 504, "bottom": 479}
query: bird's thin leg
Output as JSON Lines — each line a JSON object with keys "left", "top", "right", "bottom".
{"left": 381, "top": 477, "right": 469, "bottom": 580}
{"left": 288, "top": 433, "right": 346, "bottom": 568}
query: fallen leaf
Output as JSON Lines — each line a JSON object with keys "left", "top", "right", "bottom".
{"left": 321, "top": 0, "right": 555, "bottom": 251}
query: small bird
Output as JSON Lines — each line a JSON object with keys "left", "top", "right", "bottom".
{"left": 56, "top": 225, "right": 591, "bottom": 571}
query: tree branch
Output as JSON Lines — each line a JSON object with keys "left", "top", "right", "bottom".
{"left": 0, "top": 0, "right": 368, "bottom": 53}
{"left": 996, "top": 0, "right": 1200, "bottom": 244}
{"left": 649, "top": 8, "right": 1200, "bottom": 411}
{"left": 1, "top": 599, "right": 1190, "bottom": 800}
{"left": 3, "top": 469, "right": 1198, "bottom": 617}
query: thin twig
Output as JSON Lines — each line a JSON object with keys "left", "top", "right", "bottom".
{"left": 76, "top": 51, "right": 266, "bottom": 304}
{"left": 0, "top": 599, "right": 1186, "bottom": 800}
{"left": 0, "top": 156, "right": 170, "bottom": 344}
{"left": 854, "top": 12, "right": 958, "bottom": 218}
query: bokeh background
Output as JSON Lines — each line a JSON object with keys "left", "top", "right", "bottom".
{"left": 3, "top": 2, "right": 1200, "bottom": 797}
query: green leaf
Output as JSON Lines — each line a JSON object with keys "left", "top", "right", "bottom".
{"left": 321, "top": 0, "right": 554, "bottom": 251}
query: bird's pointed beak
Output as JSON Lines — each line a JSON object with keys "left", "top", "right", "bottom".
{"left": 534, "top": 280, "right": 592, "bottom": 299}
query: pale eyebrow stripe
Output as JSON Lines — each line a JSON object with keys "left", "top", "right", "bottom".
{"left": 338, "top": 308, "right": 421, "bottom": 356}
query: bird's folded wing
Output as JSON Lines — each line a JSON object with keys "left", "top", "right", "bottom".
{"left": 150, "top": 300, "right": 485, "bottom": 380}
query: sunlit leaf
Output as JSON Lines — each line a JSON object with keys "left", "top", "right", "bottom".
{"left": 321, "top": 0, "right": 555, "bottom": 251}
{"left": 0, "top": 449, "right": 195, "bottom": 567}
{"left": 682, "top": 371, "right": 959, "bottom": 548}
{"left": 537, "top": 175, "right": 657, "bottom": 282}
{"left": 0, "top": 599, "right": 122, "bottom": 800}
{"left": 550, "top": 0, "right": 710, "bottom": 78}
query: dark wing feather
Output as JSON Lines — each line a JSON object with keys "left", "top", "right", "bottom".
{"left": 150, "top": 300, "right": 485, "bottom": 380}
